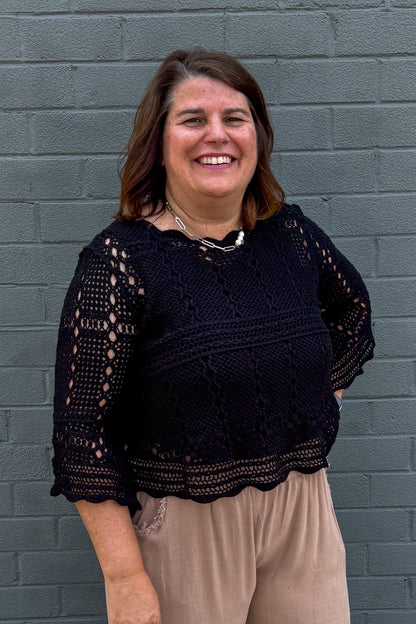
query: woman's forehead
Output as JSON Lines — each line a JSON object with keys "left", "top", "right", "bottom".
{"left": 169, "top": 76, "right": 250, "bottom": 112}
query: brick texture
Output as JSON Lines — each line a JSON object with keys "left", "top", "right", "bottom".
{"left": 334, "top": 11, "right": 416, "bottom": 56}
{"left": 0, "top": 444, "right": 49, "bottom": 481}
{"left": 74, "top": 63, "right": 159, "bottom": 108}
{"left": 20, "top": 551, "right": 102, "bottom": 584}
{"left": 380, "top": 60, "right": 416, "bottom": 101}
{"left": 0, "top": 205, "right": 37, "bottom": 242}
{"left": 1, "top": 2, "right": 414, "bottom": 623}
{"left": 348, "top": 577, "right": 407, "bottom": 609}
{"left": 0, "top": 113, "right": 29, "bottom": 154}
{"left": 0, "top": 485, "right": 13, "bottom": 516}
{"left": 125, "top": 15, "right": 225, "bottom": 59}
{"left": 9, "top": 408, "right": 52, "bottom": 444}
{"left": 333, "top": 105, "right": 416, "bottom": 148}
{"left": 0, "top": 411, "right": 8, "bottom": 442}
{"left": 278, "top": 60, "right": 377, "bottom": 104}
{"left": 0, "top": 1, "right": 71, "bottom": 12}
{"left": 0, "top": 18, "right": 20, "bottom": 61}
{"left": 0, "top": 66, "right": 73, "bottom": 109}
{"left": 21, "top": 16, "right": 123, "bottom": 61}
{"left": 226, "top": 12, "right": 330, "bottom": 57}
{"left": 270, "top": 107, "right": 331, "bottom": 150}
{"left": 0, "top": 518, "right": 56, "bottom": 551}
{"left": 32, "top": 111, "right": 133, "bottom": 154}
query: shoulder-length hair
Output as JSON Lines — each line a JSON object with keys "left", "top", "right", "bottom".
{"left": 116, "top": 49, "right": 285, "bottom": 229}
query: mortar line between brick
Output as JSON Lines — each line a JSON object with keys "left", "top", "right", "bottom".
{"left": 364, "top": 542, "right": 370, "bottom": 576}
{"left": 1, "top": 54, "right": 415, "bottom": 72}
{"left": 18, "top": 8, "right": 232, "bottom": 19}
{"left": 16, "top": 11, "right": 23, "bottom": 62}
{"left": 14, "top": 549, "right": 22, "bottom": 584}
{"left": 3, "top": 6, "right": 402, "bottom": 17}
{"left": 328, "top": 11, "right": 336, "bottom": 58}
{"left": 43, "top": 368, "right": 52, "bottom": 406}
{"left": 374, "top": 235, "right": 380, "bottom": 278}
{"left": 376, "top": 59, "right": 381, "bottom": 105}
{"left": 27, "top": 110, "right": 35, "bottom": 156}
{"left": 223, "top": 8, "right": 226, "bottom": 51}
{"left": 69, "top": 62, "right": 77, "bottom": 109}
{"left": 405, "top": 560, "right": 412, "bottom": 607}
{"left": 120, "top": 16, "right": 127, "bottom": 61}
{"left": 57, "top": 583, "right": 64, "bottom": 617}
{"left": 8, "top": 54, "right": 415, "bottom": 66}
{"left": 10, "top": 476, "right": 16, "bottom": 515}
{"left": 410, "top": 438, "right": 416, "bottom": 472}
{"left": 329, "top": 107, "right": 334, "bottom": 151}
{"left": 32, "top": 201, "right": 41, "bottom": 245}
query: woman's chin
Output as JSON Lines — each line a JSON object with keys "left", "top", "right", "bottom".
{"left": 194, "top": 184, "right": 242, "bottom": 202}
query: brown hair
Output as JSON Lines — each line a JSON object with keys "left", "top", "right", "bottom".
{"left": 116, "top": 49, "right": 285, "bottom": 229}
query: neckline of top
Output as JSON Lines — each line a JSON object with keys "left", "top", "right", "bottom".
{"left": 134, "top": 218, "right": 244, "bottom": 246}
{"left": 121, "top": 203, "right": 293, "bottom": 245}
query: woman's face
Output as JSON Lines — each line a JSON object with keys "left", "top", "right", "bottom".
{"left": 162, "top": 76, "right": 258, "bottom": 208}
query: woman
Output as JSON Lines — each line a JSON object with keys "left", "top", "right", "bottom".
{"left": 51, "top": 49, "right": 375, "bottom": 624}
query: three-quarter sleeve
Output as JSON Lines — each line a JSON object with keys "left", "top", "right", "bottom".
{"left": 300, "top": 207, "right": 375, "bottom": 391}
{"left": 51, "top": 241, "right": 143, "bottom": 505}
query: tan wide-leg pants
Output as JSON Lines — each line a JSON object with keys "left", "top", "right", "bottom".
{"left": 133, "top": 468, "right": 350, "bottom": 624}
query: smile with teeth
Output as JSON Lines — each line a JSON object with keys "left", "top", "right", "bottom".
{"left": 197, "top": 156, "right": 233, "bottom": 165}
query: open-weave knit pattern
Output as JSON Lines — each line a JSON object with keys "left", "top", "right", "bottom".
{"left": 51, "top": 203, "right": 375, "bottom": 506}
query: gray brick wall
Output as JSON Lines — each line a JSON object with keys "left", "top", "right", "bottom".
{"left": 0, "top": 1, "right": 414, "bottom": 622}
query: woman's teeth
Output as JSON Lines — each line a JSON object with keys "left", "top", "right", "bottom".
{"left": 198, "top": 156, "right": 232, "bottom": 165}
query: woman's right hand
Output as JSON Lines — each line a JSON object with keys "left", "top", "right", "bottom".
{"left": 105, "top": 569, "right": 161, "bottom": 624}
{"left": 75, "top": 500, "right": 159, "bottom": 622}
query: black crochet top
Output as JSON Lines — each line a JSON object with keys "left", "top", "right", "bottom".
{"left": 51, "top": 203, "right": 375, "bottom": 507}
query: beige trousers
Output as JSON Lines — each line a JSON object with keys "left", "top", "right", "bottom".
{"left": 133, "top": 468, "right": 350, "bottom": 624}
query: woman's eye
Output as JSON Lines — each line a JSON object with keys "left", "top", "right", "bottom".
{"left": 225, "top": 117, "right": 243, "bottom": 124}
{"left": 184, "top": 117, "right": 204, "bottom": 125}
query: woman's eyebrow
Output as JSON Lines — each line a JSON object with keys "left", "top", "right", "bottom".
{"left": 223, "top": 108, "right": 251, "bottom": 117}
{"left": 175, "top": 107, "right": 251, "bottom": 118}
{"left": 175, "top": 108, "right": 204, "bottom": 118}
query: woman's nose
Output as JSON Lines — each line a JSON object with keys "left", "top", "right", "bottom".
{"left": 205, "top": 120, "right": 229, "bottom": 143}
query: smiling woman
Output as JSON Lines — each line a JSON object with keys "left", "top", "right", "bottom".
{"left": 51, "top": 49, "right": 374, "bottom": 624}
{"left": 162, "top": 77, "right": 258, "bottom": 227}
{"left": 116, "top": 49, "right": 284, "bottom": 233}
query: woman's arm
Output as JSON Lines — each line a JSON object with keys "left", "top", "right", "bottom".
{"left": 51, "top": 242, "right": 157, "bottom": 620}
{"left": 297, "top": 207, "right": 375, "bottom": 392}
{"left": 51, "top": 243, "right": 144, "bottom": 505}
{"left": 76, "top": 500, "right": 161, "bottom": 624}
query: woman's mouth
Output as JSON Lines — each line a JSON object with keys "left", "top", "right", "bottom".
{"left": 196, "top": 156, "right": 234, "bottom": 165}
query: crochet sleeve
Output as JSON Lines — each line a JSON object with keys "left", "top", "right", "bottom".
{"left": 298, "top": 206, "right": 375, "bottom": 391}
{"left": 51, "top": 241, "right": 143, "bottom": 505}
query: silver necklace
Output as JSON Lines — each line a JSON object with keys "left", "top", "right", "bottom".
{"left": 165, "top": 201, "right": 245, "bottom": 252}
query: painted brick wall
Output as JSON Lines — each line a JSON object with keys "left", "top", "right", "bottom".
{"left": 0, "top": 1, "right": 415, "bottom": 622}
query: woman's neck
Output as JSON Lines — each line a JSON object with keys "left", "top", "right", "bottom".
{"left": 164, "top": 192, "right": 243, "bottom": 240}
